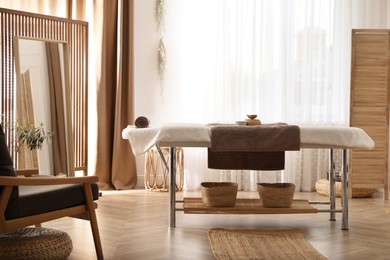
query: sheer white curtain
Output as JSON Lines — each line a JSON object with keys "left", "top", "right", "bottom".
{"left": 162, "top": 0, "right": 390, "bottom": 191}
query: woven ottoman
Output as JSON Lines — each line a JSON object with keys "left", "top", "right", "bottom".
{"left": 0, "top": 227, "right": 73, "bottom": 260}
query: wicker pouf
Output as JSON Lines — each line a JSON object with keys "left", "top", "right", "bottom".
{"left": 0, "top": 227, "right": 73, "bottom": 260}
{"left": 315, "top": 179, "right": 376, "bottom": 198}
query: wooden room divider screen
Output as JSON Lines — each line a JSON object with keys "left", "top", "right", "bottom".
{"left": 0, "top": 8, "right": 88, "bottom": 176}
{"left": 350, "top": 29, "right": 389, "bottom": 199}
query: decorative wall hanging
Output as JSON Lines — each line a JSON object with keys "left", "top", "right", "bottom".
{"left": 156, "top": 0, "right": 166, "bottom": 95}
{"left": 158, "top": 39, "right": 166, "bottom": 92}
{"left": 156, "top": 0, "right": 165, "bottom": 31}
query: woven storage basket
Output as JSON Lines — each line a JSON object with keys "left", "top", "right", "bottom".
{"left": 201, "top": 182, "right": 238, "bottom": 207}
{"left": 257, "top": 183, "right": 295, "bottom": 208}
{"left": 0, "top": 227, "right": 73, "bottom": 260}
{"left": 315, "top": 179, "right": 376, "bottom": 198}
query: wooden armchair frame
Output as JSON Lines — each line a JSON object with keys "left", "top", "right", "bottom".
{"left": 0, "top": 175, "right": 103, "bottom": 259}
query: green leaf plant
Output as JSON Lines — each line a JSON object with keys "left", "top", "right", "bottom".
{"left": 1, "top": 115, "right": 53, "bottom": 152}
{"left": 15, "top": 123, "right": 53, "bottom": 151}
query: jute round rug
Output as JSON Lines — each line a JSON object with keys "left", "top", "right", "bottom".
{"left": 208, "top": 228, "right": 327, "bottom": 260}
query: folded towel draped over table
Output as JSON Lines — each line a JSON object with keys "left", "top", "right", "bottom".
{"left": 208, "top": 124, "right": 301, "bottom": 170}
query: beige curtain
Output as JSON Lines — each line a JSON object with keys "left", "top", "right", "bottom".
{"left": 3, "top": 0, "right": 137, "bottom": 189}
{"left": 92, "top": 0, "right": 137, "bottom": 189}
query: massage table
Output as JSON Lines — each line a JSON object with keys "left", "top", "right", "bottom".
{"left": 122, "top": 123, "right": 375, "bottom": 230}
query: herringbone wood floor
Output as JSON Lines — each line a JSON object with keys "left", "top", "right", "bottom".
{"left": 44, "top": 190, "right": 390, "bottom": 260}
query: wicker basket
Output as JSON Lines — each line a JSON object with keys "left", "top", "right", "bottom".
{"left": 201, "top": 182, "right": 238, "bottom": 207}
{"left": 315, "top": 179, "right": 376, "bottom": 198}
{"left": 257, "top": 183, "right": 295, "bottom": 208}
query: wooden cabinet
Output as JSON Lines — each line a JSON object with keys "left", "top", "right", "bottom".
{"left": 350, "top": 29, "right": 389, "bottom": 199}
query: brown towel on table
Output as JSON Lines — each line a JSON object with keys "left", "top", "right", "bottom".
{"left": 208, "top": 124, "right": 300, "bottom": 170}
{"left": 210, "top": 124, "right": 300, "bottom": 152}
{"left": 208, "top": 149, "right": 285, "bottom": 170}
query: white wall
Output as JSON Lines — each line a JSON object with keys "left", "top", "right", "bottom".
{"left": 134, "top": 1, "right": 193, "bottom": 124}
{"left": 133, "top": 0, "right": 213, "bottom": 188}
{"left": 134, "top": 0, "right": 162, "bottom": 187}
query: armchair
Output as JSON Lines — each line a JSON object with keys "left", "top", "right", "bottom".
{"left": 0, "top": 125, "right": 103, "bottom": 259}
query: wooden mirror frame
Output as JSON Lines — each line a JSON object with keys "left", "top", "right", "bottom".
{"left": 13, "top": 37, "right": 74, "bottom": 176}
{"left": 0, "top": 8, "right": 88, "bottom": 176}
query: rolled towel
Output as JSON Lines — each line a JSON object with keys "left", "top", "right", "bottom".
{"left": 135, "top": 116, "right": 150, "bottom": 128}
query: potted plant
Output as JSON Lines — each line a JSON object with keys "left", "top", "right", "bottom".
{"left": 1, "top": 115, "right": 53, "bottom": 152}
{"left": 15, "top": 122, "right": 53, "bottom": 151}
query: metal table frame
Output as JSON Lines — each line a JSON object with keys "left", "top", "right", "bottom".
{"left": 164, "top": 146, "right": 349, "bottom": 230}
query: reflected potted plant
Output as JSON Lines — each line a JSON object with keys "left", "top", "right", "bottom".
{"left": 14, "top": 123, "right": 53, "bottom": 151}
{"left": 1, "top": 115, "right": 53, "bottom": 152}
{"left": 2, "top": 116, "right": 54, "bottom": 176}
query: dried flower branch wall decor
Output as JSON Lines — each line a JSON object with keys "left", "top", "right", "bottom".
{"left": 156, "top": 0, "right": 165, "bottom": 31}
{"left": 158, "top": 38, "right": 166, "bottom": 91}
{"left": 156, "top": 0, "right": 166, "bottom": 95}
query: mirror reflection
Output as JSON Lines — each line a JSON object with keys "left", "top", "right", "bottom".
{"left": 13, "top": 37, "right": 74, "bottom": 176}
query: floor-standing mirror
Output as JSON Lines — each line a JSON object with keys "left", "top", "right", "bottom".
{"left": 13, "top": 37, "right": 74, "bottom": 176}
{"left": 0, "top": 8, "right": 88, "bottom": 176}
